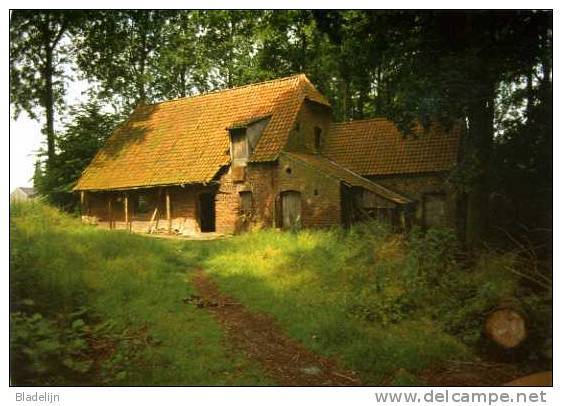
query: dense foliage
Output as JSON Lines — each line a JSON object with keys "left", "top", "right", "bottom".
{"left": 10, "top": 10, "right": 552, "bottom": 245}
{"left": 203, "top": 223, "right": 551, "bottom": 383}
{"left": 33, "top": 102, "right": 122, "bottom": 211}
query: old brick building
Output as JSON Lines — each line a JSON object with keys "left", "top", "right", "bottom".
{"left": 74, "top": 74, "right": 460, "bottom": 236}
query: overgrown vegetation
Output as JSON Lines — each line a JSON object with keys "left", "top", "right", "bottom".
{"left": 10, "top": 202, "right": 551, "bottom": 385}
{"left": 200, "top": 224, "right": 552, "bottom": 384}
{"left": 10, "top": 201, "right": 269, "bottom": 386}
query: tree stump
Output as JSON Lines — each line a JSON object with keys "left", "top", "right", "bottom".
{"left": 485, "top": 308, "right": 527, "bottom": 348}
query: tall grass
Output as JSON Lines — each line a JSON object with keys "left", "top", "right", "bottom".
{"left": 198, "top": 223, "right": 549, "bottom": 384}
{"left": 10, "top": 201, "right": 268, "bottom": 385}
{"left": 11, "top": 201, "right": 550, "bottom": 386}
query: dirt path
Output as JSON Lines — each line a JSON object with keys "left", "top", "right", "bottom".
{"left": 190, "top": 269, "right": 362, "bottom": 386}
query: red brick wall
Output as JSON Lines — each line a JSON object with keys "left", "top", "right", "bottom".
{"left": 285, "top": 99, "right": 332, "bottom": 154}
{"left": 215, "top": 169, "right": 239, "bottom": 234}
{"left": 368, "top": 172, "right": 457, "bottom": 228}
{"left": 276, "top": 154, "right": 341, "bottom": 228}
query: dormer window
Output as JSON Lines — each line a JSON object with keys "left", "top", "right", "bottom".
{"left": 230, "top": 128, "right": 249, "bottom": 167}
{"left": 314, "top": 127, "right": 323, "bottom": 151}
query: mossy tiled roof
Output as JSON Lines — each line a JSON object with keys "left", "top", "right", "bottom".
{"left": 324, "top": 118, "right": 461, "bottom": 176}
{"left": 75, "top": 74, "right": 328, "bottom": 191}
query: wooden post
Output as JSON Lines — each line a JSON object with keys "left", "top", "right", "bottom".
{"left": 80, "top": 191, "right": 85, "bottom": 216}
{"left": 108, "top": 196, "right": 113, "bottom": 230}
{"left": 166, "top": 188, "right": 172, "bottom": 234}
{"left": 124, "top": 193, "right": 129, "bottom": 231}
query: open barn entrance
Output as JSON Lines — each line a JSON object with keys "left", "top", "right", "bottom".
{"left": 198, "top": 193, "right": 216, "bottom": 232}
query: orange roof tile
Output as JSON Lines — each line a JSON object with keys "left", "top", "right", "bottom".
{"left": 75, "top": 74, "right": 329, "bottom": 191}
{"left": 283, "top": 152, "right": 412, "bottom": 205}
{"left": 324, "top": 118, "right": 461, "bottom": 176}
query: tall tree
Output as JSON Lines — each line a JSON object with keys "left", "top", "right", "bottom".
{"left": 199, "top": 10, "right": 264, "bottom": 88}
{"left": 75, "top": 10, "right": 168, "bottom": 111}
{"left": 392, "top": 11, "right": 551, "bottom": 248}
{"left": 316, "top": 10, "right": 551, "bottom": 247}
{"left": 10, "top": 10, "right": 78, "bottom": 165}
{"left": 153, "top": 11, "right": 209, "bottom": 99}
{"left": 37, "top": 101, "right": 122, "bottom": 210}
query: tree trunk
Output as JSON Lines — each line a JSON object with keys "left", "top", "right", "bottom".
{"left": 375, "top": 66, "right": 383, "bottom": 115}
{"left": 138, "top": 34, "right": 147, "bottom": 103}
{"left": 464, "top": 82, "right": 495, "bottom": 249}
{"left": 526, "top": 70, "right": 534, "bottom": 118}
{"left": 339, "top": 77, "right": 351, "bottom": 121}
{"left": 43, "top": 46, "right": 56, "bottom": 165}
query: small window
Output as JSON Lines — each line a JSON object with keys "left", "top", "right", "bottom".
{"left": 314, "top": 127, "right": 322, "bottom": 150}
{"left": 239, "top": 191, "right": 253, "bottom": 214}
{"left": 230, "top": 128, "right": 249, "bottom": 167}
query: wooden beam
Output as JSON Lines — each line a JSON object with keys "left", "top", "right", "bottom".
{"left": 166, "top": 188, "right": 172, "bottom": 234}
{"left": 148, "top": 206, "right": 159, "bottom": 234}
{"left": 124, "top": 193, "right": 129, "bottom": 231}
{"left": 108, "top": 196, "right": 113, "bottom": 230}
{"left": 80, "top": 191, "right": 85, "bottom": 216}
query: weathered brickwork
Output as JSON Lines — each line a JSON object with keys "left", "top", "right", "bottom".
{"left": 215, "top": 170, "right": 239, "bottom": 235}
{"left": 276, "top": 154, "right": 341, "bottom": 228}
{"left": 285, "top": 99, "right": 332, "bottom": 155}
{"left": 232, "top": 163, "right": 277, "bottom": 231}
{"left": 368, "top": 172, "right": 457, "bottom": 228}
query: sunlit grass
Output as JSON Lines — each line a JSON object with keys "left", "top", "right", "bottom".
{"left": 10, "top": 201, "right": 269, "bottom": 385}
{"left": 198, "top": 227, "right": 474, "bottom": 384}
{"left": 12, "top": 201, "right": 544, "bottom": 386}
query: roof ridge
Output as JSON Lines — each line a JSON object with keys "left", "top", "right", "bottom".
{"left": 146, "top": 74, "right": 307, "bottom": 108}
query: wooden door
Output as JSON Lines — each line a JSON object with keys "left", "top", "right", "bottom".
{"left": 281, "top": 191, "right": 302, "bottom": 229}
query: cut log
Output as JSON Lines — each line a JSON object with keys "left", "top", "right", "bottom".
{"left": 485, "top": 308, "right": 527, "bottom": 349}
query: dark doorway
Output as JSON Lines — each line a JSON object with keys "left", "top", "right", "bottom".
{"left": 281, "top": 191, "right": 302, "bottom": 229}
{"left": 198, "top": 193, "right": 216, "bottom": 232}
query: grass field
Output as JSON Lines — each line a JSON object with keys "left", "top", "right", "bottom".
{"left": 10, "top": 201, "right": 269, "bottom": 386}
{"left": 10, "top": 201, "right": 551, "bottom": 386}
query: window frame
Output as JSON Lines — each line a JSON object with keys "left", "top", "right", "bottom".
{"left": 230, "top": 128, "right": 249, "bottom": 167}
{"left": 314, "top": 126, "right": 323, "bottom": 151}
{"left": 239, "top": 191, "right": 253, "bottom": 215}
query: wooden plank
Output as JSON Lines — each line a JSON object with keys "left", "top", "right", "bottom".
{"left": 148, "top": 206, "right": 159, "bottom": 234}
{"left": 166, "top": 188, "right": 172, "bottom": 233}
